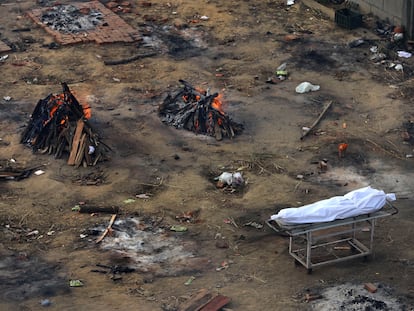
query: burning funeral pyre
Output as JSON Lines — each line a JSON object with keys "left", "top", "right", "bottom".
{"left": 21, "top": 83, "right": 110, "bottom": 167}
{"left": 158, "top": 80, "right": 243, "bottom": 140}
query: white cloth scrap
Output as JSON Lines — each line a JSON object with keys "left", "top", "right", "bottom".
{"left": 270, "top": 186, "right": 396, "bottom": 225}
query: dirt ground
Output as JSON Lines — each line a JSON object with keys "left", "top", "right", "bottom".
{"left": 1, "top": 0, "right": 414, "bottom": 310}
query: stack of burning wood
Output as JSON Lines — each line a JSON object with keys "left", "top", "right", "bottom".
{"left": 158, "top": 80, "right": 243, "bottom": 140}
{"left": 21, "top": 83, "right": 110, "bottom": 167}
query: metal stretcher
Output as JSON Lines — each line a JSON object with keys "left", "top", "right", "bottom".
{"left": 266, "top": 201, "right": 398, "bottom": 273}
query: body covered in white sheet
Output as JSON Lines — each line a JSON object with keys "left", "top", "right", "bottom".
{"left": 270, "top": 186, "right": 396, "bottom": 225}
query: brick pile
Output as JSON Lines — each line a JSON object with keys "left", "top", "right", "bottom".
{"left": 27, "top": 1, "right": 141, "bottom": 45}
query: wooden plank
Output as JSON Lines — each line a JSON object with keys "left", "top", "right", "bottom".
{"left": 179, "top": 289, "right": 213, "bottom": 311}
{"left": 74, "top": 133, "right": 87, "bottom": 167}
{"left": 68, "top": 119, "right": 84, "bottom": 165}
{"left": 200, "top": 295, "right": 231, "bottom": 311}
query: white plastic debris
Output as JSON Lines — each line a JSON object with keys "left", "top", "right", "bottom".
{"left": 34, "top": 170, "right": 45, "bottom": 176}
{"left": 0, "top": 55, "right": 8, "bottom": 62}
{"left": 287, "top": 0, "right": 295, "bottom": 5}
{"left": 295, "top": 82, "right": 320, "bottom": 93}
{"left": 136, "top": 193, "right": 151, "bottom": 199}
{"left": 395, "top": 64, "right": 404, "bottom": 71}
{"left": 277, "top": 63, "right": 287, "bottom": 71}
{"left": 216, "top": 172, "right": 244, "bottom": 186}
{"left": 397, "top": 51, "right": 412, "bottom": 58}
{"left": 3, "top": 96, "right": 11, "bottom": 101}
{"left": 370, "top": 46, "right": 378, "bottom": 53}
{"left": 88, "top": 145, "right": 95, "bottom": 154}
{"left": 200, "top": 15, "right": 209, "bottom": 20}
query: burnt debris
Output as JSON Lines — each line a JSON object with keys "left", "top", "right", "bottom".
{"left": 158, "top": 80, "right": 243, "bottom": 140}
{"left": 41, "top": 4, "right": 103, "bottom": 34}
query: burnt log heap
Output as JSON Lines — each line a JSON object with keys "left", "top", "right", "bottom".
{"left": 158, "top": 80, "right": 243, "bottom": 140}
{"left": 21, "top": 82, "right": 110, "bottom": 167}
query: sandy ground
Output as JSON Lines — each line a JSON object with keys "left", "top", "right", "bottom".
{"left": 1, "top": 0, "right": 414, "bottom": 310}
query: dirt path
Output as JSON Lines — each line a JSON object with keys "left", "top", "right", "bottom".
{"left": 1, "top": 1, "right": 414, "bottom": 310}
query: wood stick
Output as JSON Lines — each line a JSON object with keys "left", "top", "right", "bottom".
{"left": 300, "top": 100, "right": 333, "bottom": 140}
{"left": 96, "top": 214, "right": 117, "bottom": 244}
{"left": 79, "top": 206, "right": 120, "bottom": 214}
{"left": 103, "top": 52, "right": 157, "bottom": 65}
{"left": 68, "top": 119, "right": 84, "bottom": 165}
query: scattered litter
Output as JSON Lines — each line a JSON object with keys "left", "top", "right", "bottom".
{"left": 40, "top": 299, "right": 51, "bottom": 307}
{"left": 200, "top": 15, "right": 209, "bottom": 20}
{"left": 370, "top": 46, "right": 378, "bottom": 53}
{"left": 88, "top": 145, "right": 95, "bottom": 155}
{"left": 244, "top": 221, "right": 263, "bottom": 229}
{"left": 47, "top": 231, "right": 55, "bottom": 236}
{"left": 34, "top": 170, "right": 45, "bottom": 176}
{"left": 170, "top": 225, "right": 188, "bottom": 232}
{"left": 112, "top": 77, "right": 121, "bottom": 82}
{"left": 348, "top": 38, "right": 364, "bottom": 48}
{"left": 184, "top": 276, "right": 196, "bottom": 285}
{"left": 295, "top": 82, "right": 320, "bottom": 93}
{"left": 69, "top": 279, "right": 84, "bottom": 287}
{"left": 136, "top": 193, "right": 151, "bottom": 199}
{"left": 72, "top": 205, "right": 81, "bottom": 212}
{"left": 224, "top": 217, "right": 238, "bottom": 228}
{"left": 0, "top": 55, "right": 8, "bottom": 62}
{"left": 338, "top": 143, "right": 348, "bottom": 158}
{"left": 123, "top": 198, "right": 136, "bottom": 204}
{"left": 397, "top": 51, "right": 412, "bottom": 58}
{"left": 10, "top": 158, "right": 16, "bottom": 163}
{"left": 296, "top": 174, "right": 304, "bottom": 180}
{"left": 80, "top": 234, "right": 88, "bottom": 239}
{"left": 215, "top": 172, "right": 244, "bottom": 186}
{"left": 176, "top": 210, "right": 200, "bottom": 223}
{"left": 287, "top": 0, "right": 295, "bottom": 5}
{"left": 216, "top": 261, "right": 229, "bottom": 271}
{"left": 370, "top": 53, "right": 387, "bottom": 62}
{"left": 27, "top": 230, "right": 39, "bottom": 236}
{"left": 394, "top": 64, "right": 403, "bottom": 71}
{"left": 3, "top": 96, "right": 11, "bottom": 101}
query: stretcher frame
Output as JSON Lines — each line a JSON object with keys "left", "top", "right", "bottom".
{"left": 266, "top": 201, "right": 398, "bottom": 273}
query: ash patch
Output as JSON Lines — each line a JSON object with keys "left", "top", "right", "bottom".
{"left": 97, "top": 217, "right": 209, "bottom": 277}
{"left": 309, "top": 283, "right": 406, "bottom": 311}
{"left": 141, "top": 25, "right": 207, "bottom": 58}
{"left": 41, "top": 5, "right": 103, "bottom": 34}
{"left": 0, "top": 247, "right": 68, "bottom": 301}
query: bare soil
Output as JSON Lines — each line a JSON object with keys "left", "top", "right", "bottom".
{"left": 1, "top": 1, "right": 414, "bottom": 310}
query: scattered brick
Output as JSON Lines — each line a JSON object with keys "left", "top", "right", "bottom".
{"left": 364, "top": 282, "right": 377, "bottom": 293}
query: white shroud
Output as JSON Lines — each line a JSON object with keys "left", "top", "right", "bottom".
{"left": 270, "top": 186, "right": 396, "bottom": 225}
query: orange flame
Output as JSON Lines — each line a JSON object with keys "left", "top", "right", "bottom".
{"left": 82, "top": 104, "right": 92, "bottom": 119}
{"left": 212, "top": 93, "right": 224, "bottom": 113}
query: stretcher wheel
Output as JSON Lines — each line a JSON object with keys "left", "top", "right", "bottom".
{"left": 294, "top": 259, "right": 301, "bottom": 266}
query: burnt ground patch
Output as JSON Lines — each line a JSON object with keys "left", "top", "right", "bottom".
{"left": 0, "top": 247, "right": 68, "bottom": 301}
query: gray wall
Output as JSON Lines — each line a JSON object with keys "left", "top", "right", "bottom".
{"left": 353, "top": 0, "right": 414, "bottom": 38}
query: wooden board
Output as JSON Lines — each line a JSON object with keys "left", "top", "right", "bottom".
{"left": 68, "top": 119, "right": 84, "bottom": 165}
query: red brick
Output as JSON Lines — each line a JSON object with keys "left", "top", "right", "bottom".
{"left": 364, "top": 283, "right": 377, "bottom": 293}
